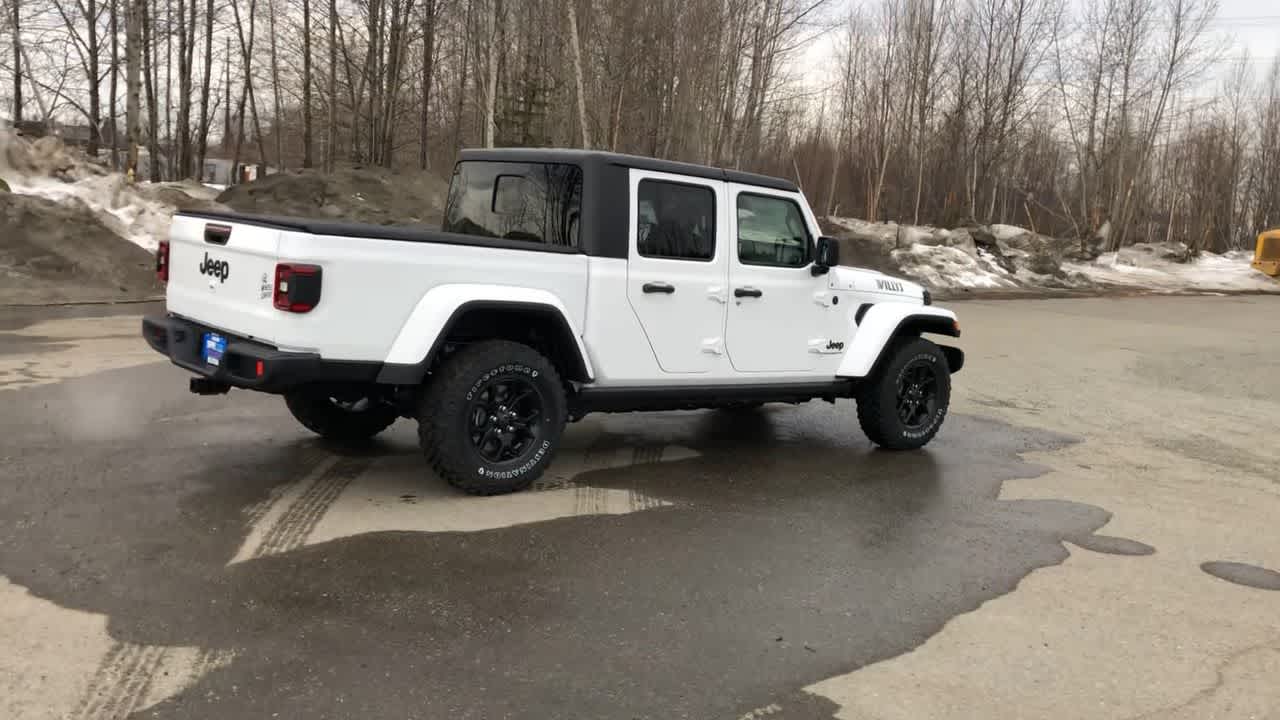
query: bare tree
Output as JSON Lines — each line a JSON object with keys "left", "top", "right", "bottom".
{"left": 109, "top": 0, "right": 119, "bottom": 167}
{"left": 481, "top": 0, "right": 497, "bottom": 148}
{"left": 326, "top": 0, "right": 337, "bottom": 171}
{"left": 301, "top": 0, "right": 313, "bottom": 167}
{"left": 566, "top": 0, "right": 590, "bottom": 148}
{"left": 10, "top": 0, "right": 20, "bottom": 124}
{"left": 125, "top": 0, "right": 141, "bottom": 179}
{"left": 142, "top": 0, "right": 160, "bottom": 180}
{"left": 418, "top": 0, "right": 437, "bottom": 168}
{"left": 267, "top": 0, "right": 283, "bottom": 168}
{"left": 195, "top": 0, "right": 214, "bottom": 177}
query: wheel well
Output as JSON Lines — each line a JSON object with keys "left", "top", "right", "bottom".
{"left": 862, "top": 315, "right": 961, "bottom": 379}
{"left": 895, "top": 315, "right": 959, "bottom": 339}
{"left": 433, "top": 304, "right": 590, "bottom": 382}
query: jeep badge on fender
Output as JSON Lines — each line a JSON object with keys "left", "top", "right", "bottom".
{"left": 199, "top": 252, "right": 230, "bottom": 283}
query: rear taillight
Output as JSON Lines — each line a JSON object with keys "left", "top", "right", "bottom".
{"left": 156, "top": 240, "right": 170, "bottom": 284}
{"left": 273, "top": 263, "right": 322, "bottom": 313}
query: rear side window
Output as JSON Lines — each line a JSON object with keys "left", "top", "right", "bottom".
{"left": 636, "top": 180, "right": 715, "bottom": 261}
{"left": 444, "top": 161, "right": 582, "bottom": 247}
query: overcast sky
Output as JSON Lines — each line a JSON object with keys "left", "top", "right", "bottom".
{"left": 800, "top": 0, "right": 1280, "bottom": 96}
{"left": 1213, "top": 0, "right": 1280, "bottom": 67}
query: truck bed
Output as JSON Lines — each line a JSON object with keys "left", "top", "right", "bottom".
{"left": 175, "top": 210, "right": 580, "bottom": 254}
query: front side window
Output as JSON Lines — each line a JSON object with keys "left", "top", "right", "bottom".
{"left": 736, "top": 193, "right": 811, "bottom": 267}
{"left": 636, "top": 180, "right": 716, "bottom": 261}
{"left": 444, "top": 161, "right": 582, "bottom": 247}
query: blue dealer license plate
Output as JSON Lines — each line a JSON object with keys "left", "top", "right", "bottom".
{"left": 202, "top": 332, "right": 227, "bottom": 366}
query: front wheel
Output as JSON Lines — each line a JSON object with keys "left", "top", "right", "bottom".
{"left": 418, "top": 340, "right": 567, "bottom": 495}
{"left": 856, "top": 337, "right": 951, "bottom": 450}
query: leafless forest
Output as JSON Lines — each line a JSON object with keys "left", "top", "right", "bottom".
{"left": 3, "top": 0, "right": 1278, "bottom": 251}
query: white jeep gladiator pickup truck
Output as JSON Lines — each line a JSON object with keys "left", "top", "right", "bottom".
{"left": 143, "top": 149, "right": 963, "bottom": 495}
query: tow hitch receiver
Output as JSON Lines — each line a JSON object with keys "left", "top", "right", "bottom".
{"left": 190, "top": 377, "right": 232, "bottom": 395}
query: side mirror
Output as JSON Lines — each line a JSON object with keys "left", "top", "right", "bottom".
{"left": 813, "top": 236, "right": 840, "bottom": 275}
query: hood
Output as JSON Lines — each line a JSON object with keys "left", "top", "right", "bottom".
{"left": 827, "top": 266, "right": 927, "bottom": 303}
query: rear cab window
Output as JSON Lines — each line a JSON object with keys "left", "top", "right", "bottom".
{"left": 636, "top": 180, "right": 716, "bottom": 261}
{"left": 444, "top": 161, "right": 582, "bottom": 247}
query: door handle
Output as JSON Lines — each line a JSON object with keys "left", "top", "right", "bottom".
{"left": 734, "top": 287, "right": 763, "bottom": 298}
{"left": 643, "top": 282, "right": 675, "bottom": 294}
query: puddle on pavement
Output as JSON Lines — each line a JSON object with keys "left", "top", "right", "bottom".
{"left": 1201, "top": 561, "right": 1280, "bottom": 591}
{"left": 1071, "top": 534, "right": 1157, "bottom": 556}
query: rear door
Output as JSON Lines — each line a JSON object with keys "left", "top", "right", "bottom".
{"left": 625, "top": 170, "right": 729, "bottom": 374}
{"left": 165, "top": 214, "right": 281, "bottom": 344}
{"left": 724, "top": 185, "right": 826, "bottom": 373}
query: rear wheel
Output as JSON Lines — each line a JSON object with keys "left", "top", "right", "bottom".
{"left": 418, "top": 340, "right": 567, "bottom": 495}
{"left": 856, "top": 337, "right": 951, "bottom": 449}
{"left": 284, "top": 385, "right": 399, "bottom": 443}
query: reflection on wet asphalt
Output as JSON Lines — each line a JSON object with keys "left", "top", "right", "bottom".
{"left": 0, "top": 359, "right": 1110, "bottom": 720}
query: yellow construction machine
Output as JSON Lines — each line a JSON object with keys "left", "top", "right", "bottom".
{"left": 1255, "top": 229, "right": 1280, "bottom": 277}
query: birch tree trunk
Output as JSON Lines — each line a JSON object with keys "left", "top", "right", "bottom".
{"left": 482, "top": 0, "right": 498, "bottom": 148}
{"left": 566, "top": 0, "right": 591, "bottom": 148}
{"left": 10, "top": 0, "right": 19, "bottom": 124}
{"left": 110, "top": 0, "right": 120, "bottom": 168}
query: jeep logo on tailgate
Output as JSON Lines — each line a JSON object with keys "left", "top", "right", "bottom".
{"left": 199, "top": 252, "right": 231, "bottom": 283}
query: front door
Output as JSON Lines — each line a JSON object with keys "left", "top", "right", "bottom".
{"left": 725, "top": 185, "right": 827, "bottom": 373}
{"left": 625, "top": 170, "right": 729, "bottom": 374}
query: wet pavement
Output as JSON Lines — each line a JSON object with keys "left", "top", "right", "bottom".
{"left": 2, "top": 296, "right": 1279, "bottom": 720}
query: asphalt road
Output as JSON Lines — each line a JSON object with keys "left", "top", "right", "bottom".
{"left": 2, "top": 296, "right": 1278, "bottom": 720}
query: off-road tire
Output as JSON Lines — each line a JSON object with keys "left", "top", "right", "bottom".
{"left": 856, "top": 336, "right": 951, "bottom": 450}
{"left": 418, "top": 340, "right": 567, "bottom": 495}
{"left": 284, "top": 386, "right": 399, "bottom": 443}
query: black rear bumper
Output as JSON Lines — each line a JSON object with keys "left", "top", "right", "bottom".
{"left": 142, "top": 314, "right": 381, "bottom": 393}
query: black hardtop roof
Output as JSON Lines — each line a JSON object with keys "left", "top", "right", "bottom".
{"left": 458, "top": 147, "right": 800, "bottom": 193}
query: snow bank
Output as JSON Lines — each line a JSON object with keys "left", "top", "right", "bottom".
{"left": 891, "top": 243, "right": 1020, "bottom": 289}
{"left": 7, "top": 174, "right": 189, "bottom": 252}
{"left": 1066, "top": 246, "right": 1278, "bottom": 293}
{"left": 0, "top": 131, "right": 220, "bottom": 252}
{"left": 827, "top": 216, "right": 1278, "bottom": 295}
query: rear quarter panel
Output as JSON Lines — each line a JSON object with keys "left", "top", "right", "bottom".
{"left": 274, "top": 232, "right": 589, "bottom": 361}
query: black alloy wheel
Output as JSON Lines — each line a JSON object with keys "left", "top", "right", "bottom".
{"left": 896, "top": 360, "right": 940, "bottom": 431}
{"left": 467, "top": 376, "right": 546, "bottom": 464}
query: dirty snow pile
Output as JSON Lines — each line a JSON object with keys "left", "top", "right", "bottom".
{"left": 1063, "top": 247, "right": 1276, "bottom": 293}
{"left": 824, "top": 216, "right": 1277, "bottom": 295}
{"left": 216, "top": 167, "right": 450, "bottom": 227}
{"left": 0, "top": 130, "right": 222, "bottom": 253}
{"left": 0, "top": 130, "right": 224, "bottom": 304}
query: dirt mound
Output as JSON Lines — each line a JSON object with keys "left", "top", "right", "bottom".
{"left": 0, "top": 193, "right": 159, "bottom": 304}
{"left": 216, "top": 167, "right": 449, "bottom": 226}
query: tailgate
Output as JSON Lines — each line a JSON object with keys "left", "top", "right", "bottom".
{"left": 165, "top": 214, "right": 281, "bottom": 344}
